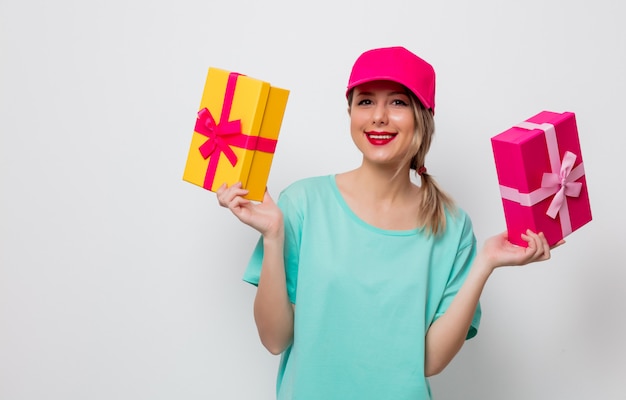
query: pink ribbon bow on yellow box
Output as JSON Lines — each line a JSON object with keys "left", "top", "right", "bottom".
{"left": 183, "top": 67, "right": 289, "bottom": 201}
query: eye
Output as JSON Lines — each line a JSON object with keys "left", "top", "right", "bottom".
{"left": 391, "top": 98, "right": 409, "bottom": 106}
{"left": 357, "top": 98, "right": 373, "bottom": 106}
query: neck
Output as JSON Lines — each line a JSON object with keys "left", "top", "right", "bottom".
{"left": 347, "top": 162, "right": 415, "bottom": 203}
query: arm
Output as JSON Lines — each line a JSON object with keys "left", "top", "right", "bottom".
{"left": 424, "top": 230, "right": 561, "bottom": 376}
{"left": 254, "top": 229, "right": 294, "bottom": 354}
{"left": 217, "top": 183, "right": 294, "bottom": 355}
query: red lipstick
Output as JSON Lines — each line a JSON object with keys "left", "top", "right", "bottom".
{"left": 365, "top": 131, "right": 397, "bottom": 145}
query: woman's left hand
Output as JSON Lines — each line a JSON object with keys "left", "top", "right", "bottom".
{"left": 479, "top": 230, "right": 565, "bottom": 270}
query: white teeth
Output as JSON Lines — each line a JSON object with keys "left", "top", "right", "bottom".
{"left": 368, "top": 134, "right": 394, "bottom": 139}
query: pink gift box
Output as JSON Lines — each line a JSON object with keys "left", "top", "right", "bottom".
{"left": 491, "top": 111, "right": 592, "bottom": 247}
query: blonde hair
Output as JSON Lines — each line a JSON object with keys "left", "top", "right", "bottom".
{"left": 405, "top": 95, "right": 455, "bottom": 236}
{"left": 347, "top": 89, "right": 455, "bottom": 235}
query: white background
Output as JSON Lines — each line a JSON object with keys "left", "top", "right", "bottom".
{"left": 1, "top": 0, "right": 624, "bottom": 399}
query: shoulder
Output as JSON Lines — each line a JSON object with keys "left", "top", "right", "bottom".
{"left": 274, "top": 175, "right": 334, "bottom": 216}
{"left": 279, "top": 175, "right": 333, "bottom": 199}
{"left": 445, "top": 206, "right": 472, "bottom": 229}
{"left": 442, "top": 206, "right": 476, "bottom": 247}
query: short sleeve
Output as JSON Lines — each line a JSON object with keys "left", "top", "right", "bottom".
{"left": 242, "top": 189, "right": 303, "bottom": 304}
{"left": 434, "top": 214, "right": 482, "bottom": 339}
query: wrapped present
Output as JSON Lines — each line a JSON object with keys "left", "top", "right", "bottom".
{"left": 183, "top": 67, "right": 289, "bottom": 201}
{"left": 491, "top": 111, "right": 592, "bottom": 247}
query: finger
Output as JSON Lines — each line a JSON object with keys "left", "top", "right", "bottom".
{"left": 526, "top": 231, "right": 551, "bottom": 262}
{"left": 530, "top": 231, "right": 548, "bottom": 260}
{"left": 538, "top": 232, "right": 551, "bottom": 260}
{"left": 229, "top": 195, "right": 251, "bottom": 212}
{"left": 522, "top": 230, "right": 543, "bottom": 260}
{"left": 216, "top": 183, "right": 229, "bottom": 206}
{"left": 218, "top": 183, "right": 248, "bottom": 207}
{"left": 521, "top": 230, "right": 538, "bottom": 250}
{"left": 216, "top": 182, "right": 228, "bottom": 196}
{"left": 550, "top": 239, "right": 566, "bottom": 250}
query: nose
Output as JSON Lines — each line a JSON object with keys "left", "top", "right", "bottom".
{"left": 372, "top": 103, "right": 388, "bottom": 125}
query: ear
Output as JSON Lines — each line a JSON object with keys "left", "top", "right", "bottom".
{"left": 347, "top": 106, "right": 351, "bottom": 116}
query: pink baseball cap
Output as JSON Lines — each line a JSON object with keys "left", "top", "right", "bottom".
{"left": 346, "top": 46, "right": 436, "bottom": 114}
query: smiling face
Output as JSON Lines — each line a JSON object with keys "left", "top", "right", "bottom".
{"left": 348, "top": 80, "right": 419, "bottom": 170}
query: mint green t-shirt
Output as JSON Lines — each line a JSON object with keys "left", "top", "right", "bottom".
{"left": 243, "top": 175, "right": 481, "bottom": 400}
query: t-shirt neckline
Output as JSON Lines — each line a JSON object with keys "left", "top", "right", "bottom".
{"left": 328, "top": 174, "right": 422, "bottom": 237}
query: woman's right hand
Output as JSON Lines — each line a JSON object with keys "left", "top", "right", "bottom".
{"left": 216, "top": 182, "right": 283, "bottom": 238}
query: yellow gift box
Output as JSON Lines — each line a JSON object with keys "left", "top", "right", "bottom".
{"left": 182, "top": 67, "right": 289, "bottom": 201}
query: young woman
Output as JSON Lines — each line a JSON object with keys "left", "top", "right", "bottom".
{"left": 217, "top": 46, "right": 560, "bottom": 400}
